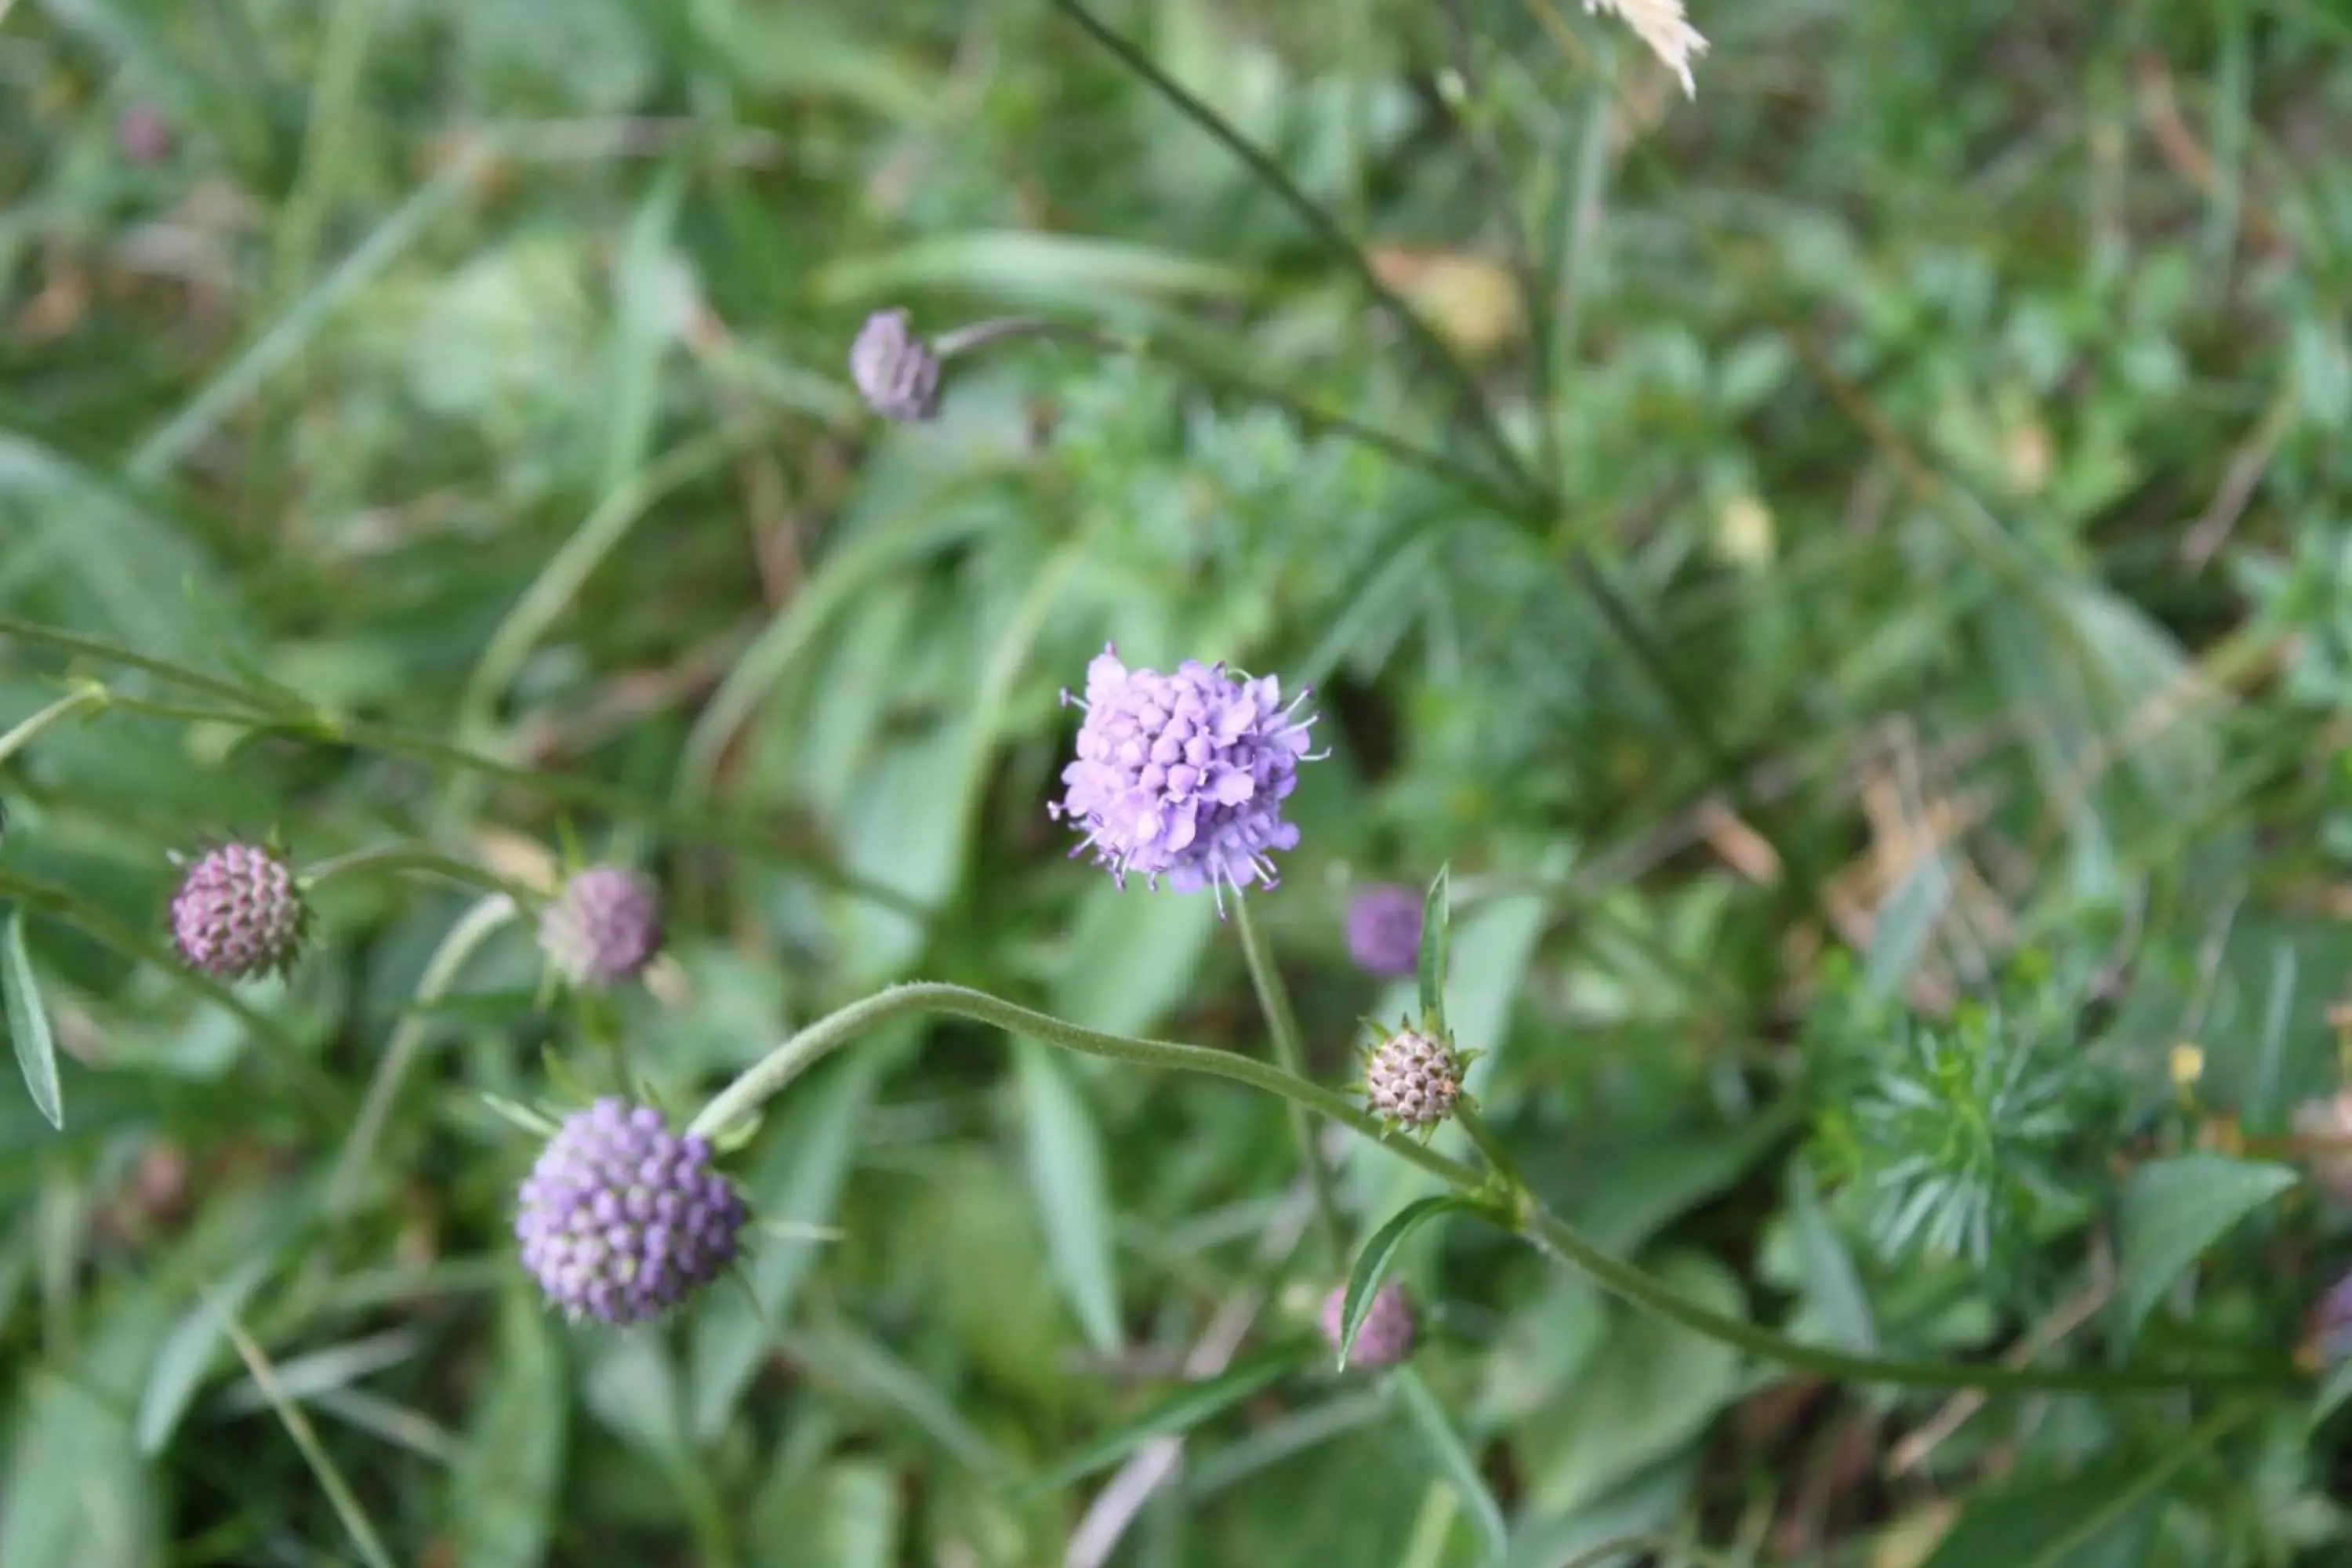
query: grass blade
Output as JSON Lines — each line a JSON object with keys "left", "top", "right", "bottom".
{"left": 1014, "top": 1038, "right": 1125, "bottom": 1356}
{"left": 1022, "top": 1349, "right": 1303, "bottom": 1496}
{"left": 223, "top": 1316, "right": 397, "bottom": 1568}
{"left": 1393, "top": 1367, "right": 1508, "bottom": 1564}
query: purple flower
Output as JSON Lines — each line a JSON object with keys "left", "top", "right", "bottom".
{"left": 516, "top": 1098, "right": 748, "bottom": 1325}
{"left": 849, "top": 309, "right": 941, "bottom": 422}
{"left": 1345, "top": 883, "right": 1424, "bottom": 977}
{"left": 539, "top": 866, "right": 662, "bottom": 986}
{"left": 169, "top": 843, "right": 309, "bottom": 980}
{"left": 1320, "top": 1281, "right": 1414, "bottom": 1369}
{"left": 1051, "top": 644, "right": 1319, "bottom": 905}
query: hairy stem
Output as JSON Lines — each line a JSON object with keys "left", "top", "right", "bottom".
{"left": 1233, "top": 894, "right": 1345, "bottom": 1264}
{"left": 692, "top": 983, "right": 2302, "bottom": 1396}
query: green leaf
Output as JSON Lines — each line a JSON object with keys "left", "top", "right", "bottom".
{"left": 1864, "top": 851, "right": 1951, "bottom": 998}
{"left": 1392, "top": 1367, "right": 1507, "bottom": 1565}
{"left": 2312, "top": 1356, "right": 2352, "bottom": 1432}
{"left": 786, "top": 1323, "right": 1014, "bottom": 1483}
{"left": 1014, "top": 1039, "right": 1124, "bottom": 1356}
{"left": 0, "top": 1286, "right": 172, "bottom": 1568}
{"left": 1417, "top": 864, "right": 1450, "bottom": 1030}
{"left": 134, "top": 1250, "right": 280, "bottom": 1454}
{"left": 446, "top": 1288, "right": 569, "bottom": 1568}
{"left": 2114, "top": 1153, "right": 2297, "bottom": 1345}
{"left": 1, "top": 904, "right": 61, "bottom": 1130}
{"left": 1022, "top": 1348, "right": 1303, "bottom": 1495}
{"left": 690, "top": 1043, "right": 897, "bottom": 1439}
{"left": 1338, "top": 1197, "right": 1476, "bottom": 1369}
{"left": 1786, "top": 1158, "right": 1877, "bottom": 1354}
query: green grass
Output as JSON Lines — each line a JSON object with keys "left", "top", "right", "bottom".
{"left": 6, "top": 0, "right": 2352, "bottom": 1563}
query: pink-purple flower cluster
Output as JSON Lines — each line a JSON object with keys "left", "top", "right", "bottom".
{"left": 168, "top": 843, "right": 310, "bottom": 981}
{"left": 516, "top": 1098, "right": 748, "bottom": 1326}
{"left": 539, "top": 866, "right": 662, "bottom": 986}
{"left": 1320, "top": 1281, "right": 1415, "bottom": 1369}
{"left": 1345, "top": 883, "right": 1424, "bottom": 977}
{"left": 1051, "top": 644, "right": 1319, "bottom": 905}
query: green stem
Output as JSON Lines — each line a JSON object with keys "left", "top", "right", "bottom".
{"left": 0, "top": 685, "right": 108, "bottom": 770}
{"left": 1451, "top": 1102, "right": 1520, "bottom": 1197}
{"left": 298, "top": 844, "right": 540, "bottom": 908}
{"left": 1042, "top": 0, "right": 1544, "bottom": 514}
{"left": 1232, "top": 894, "right": 1345, "bottom": 1264}
{"left": 325, "top": 894, "right": 518, "bottom": 1216}
{"left": 690, "top": 983, "right": 2303, "bottom": 1396}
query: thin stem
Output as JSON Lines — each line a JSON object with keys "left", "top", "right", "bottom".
{"left": 1438, "top": 0, "right": 1563, "bottom": 490}
{"left": 0, "top": 615, "right": 289, "bottom": 713}
{"left": 325, "top": 895, "right": 518, "bottom": 1216}
{"left": 931, "top": 316, "right": 1529, "bottom": 517}
{"left": 0, "top": 685, "right": 108, "bottom": 770}
{"left": 1232, "top": 894, "right": 1345, "bottom": 1264}
{"left": 1451, "top": 1102, "right": 1520, "bottom": 1195}
{"left": 689, "top": 982, "right": 2300, "bottom": 1396}
{"left": 1042, "top": 0, "right": 1544, "bottom": 514}
{"left": 298, "top": 843, "right": 540, "bottom": 908}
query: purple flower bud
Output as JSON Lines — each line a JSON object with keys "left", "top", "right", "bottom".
{"left": 1345, "top": 884, "right": 1424, "bottom": 978}
{"left": 1364, "top": 1028, "right": 1464, "bottom": 1128}
{"left": 1320, "top": 1282, "right": 1414, "bottom": 1368}
{"left": 1050, "top": 644, "right": 1319, "bottom": 905}
{"left": 169, "top": 843, "right": 309, "bottom": 980}
{"left": 516, "top": 1098, "right": 748, "bottom": 1325}
{"left": 849, "top": 309, "right": 941, "bottom": 422}
{"left": 539, "top": 866, "right": 661, "bottom": 986}
{"left": 117, "top": 104, "right": 171, "bottom": 165}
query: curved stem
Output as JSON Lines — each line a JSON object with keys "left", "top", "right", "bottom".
{"left": 1451, "top": 1102, "right": 1520, "bottom": 1196}
{"left": 693, "top": 983, "right": 2304, "bottom": 1397}
{"left": 299, "top": 844, "right": 540, "bottom": 908}
{"left": 325, "top": 895, "right": 518, "bottom": 1216}
{"left": 1232, "top": 895, "right": 1345, "bottom": 1264}
{"left": 0, "top": 685, "right": 108, "bottom": 770}
{"left": 687, "top": 982, "right": 1479, "bottom": 1190}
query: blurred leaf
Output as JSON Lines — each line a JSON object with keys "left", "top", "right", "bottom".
{"left": 0, "top": 1287, "right": 169, "bottom": 1568}
{"left": 1392, "top": 1367, "right": 1506, "bottom": 1565}
{"left": 2114, "top": 1153, "right": 2296, "bottom": 1345}
{"left": 1022, "top": 1348, "right": 1303, "bottom": 1495}
{"left": 1, "top": 906, "right": 61, "bottom": 1131}
{"left": 1786, "top": 1158, "right": 1877, "bottom": 1354}
{"left": 1014, "top": 1039, "right": 1124, "bottom": 1356}
{"left": 1518, "top": 1254, "right": 1746, "bottom": 1518}
{"left": 1865, "top": 851, "right": 1951, "bottom": 998}
{"left": 813, "top": 232, "right": 1251, "bottom": 308}
{"left": 1443, "top": 875, "right": 1550, "bottom": 1066}
{"left": 446, "top": 1289, "right": 568, "bottom": 1568}
{"left": 788, "top": 1323, "right": 1015, "bottom": 1483}
{"left": 1918, "top": 1460, "right": 2172, "bottom": 1568}
{"left": 750, "top": 1459, "right": 905, "bottom": 1568}
{"left": 1417, "top": 863, "right": 1450, "bottom": 1031}
{"left": 1050, "top": 877, "right": 1218, "bottom": 1037}
{"left": 2313, "top": 1356, "right": 2352, "bottom": 1432}
{"left": 1338, "top": 1196, "right": 1475, "bottom": 1369}
{"left": 691, "top": 1044, "right": 897, "bottom": 1439}
{"left": 133, "top": 1247, "right": 279, "bottom": 1454}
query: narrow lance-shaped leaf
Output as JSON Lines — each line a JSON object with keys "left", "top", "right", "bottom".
{"left": 1, "top": 904, "right": 61, "bottom": 1130}
{"left": 1338, "top": 1196, "right": 1476, "bottom": 1369}
{"left": 1020, "top": 1348, "right": 1305, "bottom": 1496}
{"left": 1417, "top": 862, "right": 1451, "bottom": 1031}
{"left": 1393, "top": 1367, "right": 1508, "bottom": 1565}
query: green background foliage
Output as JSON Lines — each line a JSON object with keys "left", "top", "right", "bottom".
{"left": 5, "top": 0, "right": 2352, "bottom": 1562}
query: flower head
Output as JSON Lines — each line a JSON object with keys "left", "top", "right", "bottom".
{"left": 516, "top": 1098, "right": 748, "bottom": 1325}
{"left": 849, "top": 309, "right": 941, "bottom": 422}
{"left": 1051, "top": 644, "right": 1319, "bottom": 905}
{"left": 169, "top": 842, "right": 309, "bottom": 980}
{"left": 1346, "top": 883, "right": 1424, "bottom": 978}
{"left": 1363, "top": 1026, "right": 1466, "bottom": 1129}
{"left": 539, "top": 866, "right": 662, "bottom": 986}
{"left": 1319, "top": 1281, "right": 1414, "bottom": 1369}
